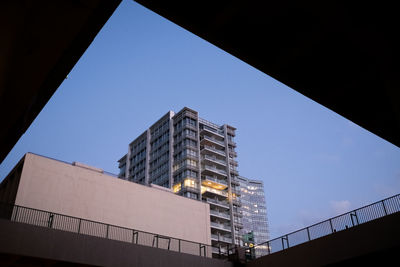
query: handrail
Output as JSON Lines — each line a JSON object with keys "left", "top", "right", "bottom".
{"left": 0, "top": 202, "right": 213, "bottom": 258}
{"left": 254, "top": 193, "right": 400, "bottom": 258}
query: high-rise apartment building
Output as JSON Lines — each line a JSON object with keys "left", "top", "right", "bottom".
{"left": 118, "top": 107, "right": 243, "bottom": 253}
{"left": 237, "top": 176, "right": 269, "bottom": 256}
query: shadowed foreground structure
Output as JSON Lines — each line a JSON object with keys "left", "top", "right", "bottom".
{"left": 1, "top": 1, "right": 399, "bottom": 266}
{"left": 1, "top": 1, "right": 399, "bottom": 164}
{"left": 248, "top": 212, "right": 400, "bottom": 267}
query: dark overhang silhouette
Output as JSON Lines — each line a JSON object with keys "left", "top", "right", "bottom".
{"left": 1, "top": 0, "right": 399, "bottom": 164}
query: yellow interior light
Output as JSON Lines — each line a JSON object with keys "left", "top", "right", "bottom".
{"left": 173, "top": 183, "right": 181, "bottom": 193}
{"left": 201, "top": 186, "right": 207, "bottom": 194}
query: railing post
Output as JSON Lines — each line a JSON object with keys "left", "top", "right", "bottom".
{"left": 354, "top": 211, "right": 359, "bottom": 225}
{"left": 267, "top": 241, "right": 271, "bottom": 254}
{"left": 106, "top": 224, "right": 109, "bottom": 238}
{"left": 286, "top": 235, "right": 289, "bottom": 248}
{"left": 329, "top": 219, "right": 334, "bottom": 233}
{"left": 281, "top": 237, "right": 285, "bottom": 250}
{"left": 78, "top": 218, "right": 81, "bottom": 234}
{"left": 306, "top": 227, "right": 311, "bottom": 241}
{"left": 199, "top": 244, "right": 201, "bottom": 256}
{"left": 382, "top": 200, "right": 388, "bottom": 215}
{"left": 48, "top": 213, "right": 54, "bottom": 228}
{"left": 178, "top": 239, "right": 181, "bottom": 252}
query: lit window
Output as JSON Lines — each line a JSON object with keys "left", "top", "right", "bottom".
{"left": 173, "top": 183, "right": 181, "bottom": 193}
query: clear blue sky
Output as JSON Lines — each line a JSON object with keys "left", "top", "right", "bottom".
{"left": 1, "top": 0, "right": 399, "bottom": 239}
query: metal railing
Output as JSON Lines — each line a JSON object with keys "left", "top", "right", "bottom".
{"left": 0, "top": 202, "right": 212, "bottom": 258}
{"left": 254, "top": 193, "right": 400, "bottom": 257}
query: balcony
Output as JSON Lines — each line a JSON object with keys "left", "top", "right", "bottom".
{"left": 228, "top": 139, "right": 236, "bottom": 147}
{"left": 232, "top": 198, "right": 241, "bottom": 206}
{"left": 202, "top": 164, "right": 227, "bottom": 177}
{"left": 202, "top": 176, "right": 228, "bottom": 190}
{"left": 212, "top": 246, "right": 228, "bottom": 254}
{"left": 206, "top": 198, "right": 229, "bottom": 209}
{"left": 233, "top": 210, "right": 243, "bottom": 218}
{"left": 202, "top": 175, "right": 227, "bottom": 186}
{"left": 201, "top": 186, "right": 228, "bottom": 197}
{"left": 201, "top": 135, "right": 225, "bottom": 148}
{"left": 202, "top": 155, "right": 226, "bottom": 167}
{"left": 211, "top": 235, "right": 232, "bottom": 244}
{"left": 219, "top": 236, "right": 232, "bottom": 243}
{"left": 231, "top": 178, "right": 240, "bottom": 186}
{"left": 230, "top": 168, "right": 239, "bottom": 176}
{"left": 231, "top": 188, "right": 241, "bottom": 196}
{"left": 226, "top": 127, "right": 235, "bottom": 136}
{"left": 229, "top": 159, "right": 238, "bottom": 166}
{"left": 201, "top": 145, "right": 226, "bottom": 157}
{"left": 228, "top": 149, "right": 237, "bottom": 157}
{"left": 210, "top": 210, "right": 231, "bottom": 220}
{"left": 211, "top": 234, "right": 219, "bottom": 241}
{"left": 200, "top": 126, "right": 224, "bottom": 138}
{"left": 210, "top": 222, "right": 231, "bottom": 232}
{"left": 234, "top": 221, "right": 244, "bottom": 228}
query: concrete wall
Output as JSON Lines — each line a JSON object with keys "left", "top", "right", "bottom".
{"left": 14, "top": 153, "right": 211, "bottom": 245}
{"left": 0, "top": 219, "right": 231, "bottom": 267}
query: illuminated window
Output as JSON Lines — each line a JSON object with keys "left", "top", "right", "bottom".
{"left": 184, "top": 178, "right": 197, "bottom": 188}
{"left": 173, "top": 183, "right": 181, "bottom": 193}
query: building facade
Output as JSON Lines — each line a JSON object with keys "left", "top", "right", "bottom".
{"left": 118, "top": 107, "right": 243, "bottom": 253}
{"left": 237, "top": 176, "right": 269, "bottom": 256}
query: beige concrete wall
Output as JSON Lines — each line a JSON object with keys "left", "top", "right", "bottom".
{"left": 15, "top": 153, "right": 211, "bottom": 245}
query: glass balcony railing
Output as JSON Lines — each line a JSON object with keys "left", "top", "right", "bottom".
{"left": 232, "top": 198, "right": 241, "bottom": 206}
{"left": 201, "top": 145, "right": 226, "bottom": 156}
{"left": 234, "top": 221, "right": 243, "bottom": 228}
{"left": 231, "top": 188, "right": 241, "bottom": 195}
{"left": 202, "top": 165, "right": 227, "bottom": 176}
{"left": 206, "top": 198, "right": 229, "bottom": 208}
{"left": 220, "top": 236, "right": 233, "bottom": 243}
{"left": 210, "top": 222, "right": 231, "bottom": 231}
{"left": 202, "top": 135, "right": 225, "bottom": 146}
{"left": 233, "top": 210, "right": 243, "bottom": 217}
{"left": 210, "top": 210, "right": 231, "bottom": 220}
{"left": 202, "top": 155, "right": 226, "bottom": 166}
{"left": 202, "top": 186, "right": 228, "bottom": 197}
{"left": 202, "top": 175, "right": 228, "bottom": 186}
{"left": 211, "top": 235, "right": 232, "bottom": 243}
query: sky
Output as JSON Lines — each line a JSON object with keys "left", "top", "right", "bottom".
{"left": 1, "top": 0, "right": 400, "bottom": 239}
